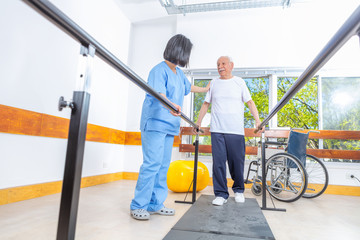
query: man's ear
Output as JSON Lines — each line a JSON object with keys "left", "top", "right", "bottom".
{"left": 230, "top": 62, "right": 234, "bottom": 69}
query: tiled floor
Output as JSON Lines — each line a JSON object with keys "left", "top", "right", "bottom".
{"left": 0, "top": 180, "right": 359, "bottom": 240}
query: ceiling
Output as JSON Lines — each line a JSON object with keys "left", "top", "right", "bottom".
{"left": 114, "top": 0, "right": 309, "bottom": 23}
{"left": 114, "top": 0, "right": 168, "bottom": 23}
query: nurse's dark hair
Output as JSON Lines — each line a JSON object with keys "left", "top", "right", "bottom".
{"left": 163, "top": 34, "right": 193, "bottom": 67}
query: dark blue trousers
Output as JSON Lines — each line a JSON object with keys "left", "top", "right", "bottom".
{"left": 211, "top": 132, "right": 246, "bottom": 199}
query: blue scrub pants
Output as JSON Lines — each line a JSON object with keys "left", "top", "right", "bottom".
{"left": 211, "top": 133, "right": 245, "bottom": 199}
{"left": 130, "top": 130, "right": 174, "bottom": 211}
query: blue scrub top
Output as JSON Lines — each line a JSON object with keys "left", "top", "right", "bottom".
{"left": 140, "top": 61, "right": 191, "bottom": 135}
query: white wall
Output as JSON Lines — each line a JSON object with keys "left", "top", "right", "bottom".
{"left": 177, "top": 0, "right": 360, "bottom": 69}
{"left": 0, "top": 0, "right": 131, "bottom": 188}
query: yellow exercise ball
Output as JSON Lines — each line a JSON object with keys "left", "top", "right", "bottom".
{"left": 167, "top": 160, "right": 210, "bottom": 192}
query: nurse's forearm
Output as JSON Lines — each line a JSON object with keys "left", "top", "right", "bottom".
{"left": 191, "top": 85, "right": 209, "bottom": 93}
{"left": 160, "top": 93, "right": 181, "bottom": 116}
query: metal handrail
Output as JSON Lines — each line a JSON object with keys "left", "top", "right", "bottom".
{"left": 256, "top": 5, "right": 360, "bottom": 132}
{"left": 23, "top": 0, "right": 200, "bottom": 130}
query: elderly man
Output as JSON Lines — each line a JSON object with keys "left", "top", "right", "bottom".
{"left": 195, "top": 56, "right": 263, "bottom": 205}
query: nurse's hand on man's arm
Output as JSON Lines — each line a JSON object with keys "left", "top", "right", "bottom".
{"left": 205, "top": 81, "right": 211, "bottom": 91}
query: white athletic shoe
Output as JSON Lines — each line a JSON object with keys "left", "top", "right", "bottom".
{"left": 235, "top": 192, "right": 245, "bottom": 203}
{"left": 212, "top": 197, "right": 227, "bottom": 206}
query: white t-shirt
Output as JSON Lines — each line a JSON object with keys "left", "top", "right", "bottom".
{"left": 204, "top": 76, "right": 252, "bottom": 135}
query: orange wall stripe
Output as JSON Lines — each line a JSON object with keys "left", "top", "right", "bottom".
{"left": 0, "top": 104, "right": 128, "bottom": 144}
{"left": 40, "top": 114, "right": 69, "bottom": 139}
{"left": 125, "top": 132, "right": 142, "bottom": 145}
{"left": 109, "top": 128, "right": 126, "bottom": 145}
{"left": 86, "top": 123, "right": 111, "bottom": 142}
{"left": 0, "top": 105, "right": 42, "bottom": 136}
{"left": 124, "top": 131, "right": 180, "bottom": 147}
{"left": 0, "top": 173, "right": 123, "bottom": 205}
{"left": 173, "top": 136, "right": 180, "bottom": 147}
{"left": 0, "top": 104, "right": 180, "bottom": 146}
{"left": 0, "top": 189, "right": 8, "bottom": 205}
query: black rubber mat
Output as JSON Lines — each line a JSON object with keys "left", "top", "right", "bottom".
{"left": 163, "top": 195, "right": 275, "bottom": 240}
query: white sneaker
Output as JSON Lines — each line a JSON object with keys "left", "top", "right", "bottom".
{"left": 212, "top": 197, "right": 227, "bottom": 206}
{"left": 235, "top": 192, "right": 245, "bottom": 203}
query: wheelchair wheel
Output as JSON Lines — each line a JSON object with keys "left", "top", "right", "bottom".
{"left": 302, "top": 154, "right": 329, "bottom": 198}
{"left": 251, "top": 183, "right": 262, "bottom": 196}
{"left": 265, "top": 153, "right": 308, "bottom": 202}
{"left": 270, "top": 182, "right": 282, "bottom": 194}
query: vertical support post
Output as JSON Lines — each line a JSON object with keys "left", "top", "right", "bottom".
{"left": 260, "top": 130, "right": 286, "bottom": 212}
{"left": 192, "top": 134, "right": 199, "bottom": 203}
{"left": 260, "top": 132, "right": 267, "bottom": 209}
{"left": 56, "top": 44, "right": 95, "bottom": 240}
{"left": 175, "top": 133, "right": 199, "bottom": 204}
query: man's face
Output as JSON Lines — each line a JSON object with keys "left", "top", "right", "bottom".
{"left": 217, "top": 57, "right": 233, "bottom": 79}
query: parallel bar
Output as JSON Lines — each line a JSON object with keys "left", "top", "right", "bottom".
{"left": 256, "top": 5, "right": 360, "bottom": 131}
{"left": 23, "top": 0, "right": 199, "bottom": 129}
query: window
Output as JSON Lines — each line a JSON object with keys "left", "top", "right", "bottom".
{"left": 189, "top": 69, "right": 359, "bottom": 163}
{"left": 321, "top": 77, "right": 360, "bottom": 162}
{"left": 192, "top": 77, "right": 269, "bottom": 149}
{"left": 243, "top": 77, "right": 269, "bottom": 128}
{"left": 277, "top": 77, "right": 318, "bottom": 129}
{"left": 322, "top": 77, "right": 360, "bottom": 131}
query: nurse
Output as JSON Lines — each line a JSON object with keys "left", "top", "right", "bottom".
{"left": 130, "top": 34, "right": 209, "bottom": 220}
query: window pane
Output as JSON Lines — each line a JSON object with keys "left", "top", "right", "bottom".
{"left": 277, "top": 77, "right": 318, "bottom": 129}
{"left": 322, "top": 77, "right": 360, "bottom": 162}
{"left": 322, "top": 77, "right": 360, "bottom": 131}
{"left": 193, "top": 79, "right": 212, "bottom": 151}
{"left": 193, "top": 79, "right": 211, "bottom": 124}
{"left": 243, "top": 77, "right": 269, "bottom": 128}
{"left": 243, "top": 77, "right": 269, "bottom": 148}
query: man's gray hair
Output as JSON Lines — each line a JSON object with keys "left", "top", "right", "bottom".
{"left": 218, "top": 56, "right": 233, "bottom": 63}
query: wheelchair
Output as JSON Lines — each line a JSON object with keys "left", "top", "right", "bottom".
{"left": 245, "top": 129, "right": 329, "bottom": 202}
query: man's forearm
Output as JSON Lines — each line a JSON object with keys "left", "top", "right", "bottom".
{"left": 247, "top": 100, "right": 261, "bottom": 123}
{"left": 197, "top": 102, "right": 210, "bottom": 125}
